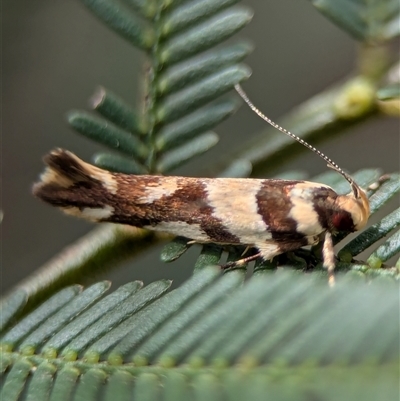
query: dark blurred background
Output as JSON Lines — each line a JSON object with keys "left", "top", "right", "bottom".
{"left": 2, "top": 0, "right": 399, "bottom": 294}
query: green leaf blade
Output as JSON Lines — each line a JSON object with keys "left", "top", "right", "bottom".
{"left": 157, "top": 42, "right": 253, "bottom": 96}
{"left": 311, "top": 0, "right": 367, "bottom": 41}
{"left": 2, "top": 286, "right": 81, "bottom": 350}
{"left": 339, "top": 207, "right": 400, "bottom": 261}
{"left": 329, "top": 168, "right": 381, "bottom": 194}
{"left": 369, "top": 173, "right": 400, "bottom": 213}
{"left": 18, "top": 282, "right": 110, "bottom": 354}
{"left": 113, "top": 267, "right": 222, "bottom": 363}
{"left": 367, "top": 229, "right": 400, "bottom": 268}
{"left": 310, "top": 0, "right": 400, "bottom": 42}
{"left": 194, "top": 244, "right": 224, "bottom": 271}
{"left": 0, "top": 359, "right": 33, "bottom": 401}
{"left": 91, "top": 87, "right": 144, "bottom": 135}
{"left": 104, "top": 371, "right": 135, "bottom": 401}
{"left": 42, "top": 282, "right": 142, "bottom": 355}
{"left": 64, "top": 280, "right": 171, "bottom": 358}
{"left": 192, "top": 373, "right": 221, "bottom": 401}
{"left": 160, "top": 236, "right": 191, "bottom": 263}
{"left": 73, "top": 368, "right": 107, "bottom": 401}
{"left": 157, "top": 132, "right": 219, "bottom": 173}
{"left": 67, "top": 112, "right": 148, "bottom": 161}
{"left": 161, "top": 0, "right": 241, "bottom": 38}
{"left": 133, "top": 373, "right": 160, "bottom": 401}
{"left": 0, "top": 290, "right": 27, "bottom": 333}
{"left": 156, "top": 65, "right": 251, "bottom": 124}
{"left": 156, "top": 97, "right": 240, "bottom": 152}
{"left": 159, "top": 7, "right": 253, "bottom": 66}
{"left": 0, "top": 353, "right": 12, "bottom": 374}
{"left": 49, "top": 367, "right": 80, "bottom": 401}
{"left": 158, "top": 273, "right": 289, "bottom": 367}
{"left": 93, "top": 153, "right": 147, "bottom": 174}
{"left": 81, "top": 0, "right": 155, "bottom": 49}
{"left": 162, "top": 372, "right": 190, "bottom": 401}
{"left": 132, "top": 270, "right": 244, "bottom": 365}
{"left": 26, "top": 361, "right": 56, "bottom": 401}
{"left": 207, "top": 273, "right": 318, "bottom": 367}
{"left": 121, "top": 0, "right": 157, "bottom": 19}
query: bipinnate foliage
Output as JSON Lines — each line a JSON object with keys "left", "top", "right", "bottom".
{"left": 1, "top": 270, "right": 399, "bottom": 401}
{"left": 1, "top": 0, "right": 400, "bottom": 400}
{"left": 68, "top": 0, "right": 253, "bottom": 175}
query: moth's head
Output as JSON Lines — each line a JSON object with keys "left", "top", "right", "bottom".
{"left": 324, "top": 163, "right": 370, "bottom": 232}
{"left": 334, "top": 185, "right": 370, "bottom": 232}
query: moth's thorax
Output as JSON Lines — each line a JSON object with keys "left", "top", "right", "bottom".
{"left": 333, "top": 189, "right": 370, "bottom": 232}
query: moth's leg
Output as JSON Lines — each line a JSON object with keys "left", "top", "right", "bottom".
{"left": 241, "top": 245, "right": 251, "bottom": 257}
{"left": 322, "top": 231, "right": 335, "bottom": 287}
{"left": 221, "top": 252, "right": 262, "bottom": 270}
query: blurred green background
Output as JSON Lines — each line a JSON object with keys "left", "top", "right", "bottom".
{"left": 2, "top": 0, "right": 399, "bottom": 294}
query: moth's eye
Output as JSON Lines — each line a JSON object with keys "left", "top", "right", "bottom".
{"left": 332, "top": 211, "right": 354, "bottom": 232}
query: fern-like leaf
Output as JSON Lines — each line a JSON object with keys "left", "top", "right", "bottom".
{"left": 1, "top": 269, "right": 398, "bottom": 400}
{"left": 67, "top": 0, "right": 252, "bottom": 174}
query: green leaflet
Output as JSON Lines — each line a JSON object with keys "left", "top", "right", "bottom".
{"left": 159, "top": 0, "right": 242, "bottom": 38}
{"left": 310, "top": 0, "right": 400, "bottom": 42}
{"left": 18, "top": 282, "right": 111, "bottom": 355}
{"left": 91, "top": 87, "right": 144, "bottom": 134}
{"left": 1, "top": 286, "right": 81, "bottom": 349}
{"left": 339, "top": 208, "right": 400, "bottom": 261}
{"left": 368, "top": 229, "right": 400, "bottom": 268}
{"left": 156, "top": 132, "right": 219, "bottom": 172}
{"left": 67, "top": 111, "right": 148, "bottom": 161}
{"left": 93, "top": 153, "right": 147, "bottom": 174}
{"left": 155, "top": 66, "right": 251, "bottom": 124}
{"left": 81, "top": 0, "right": 155, "bottom": 49}
{"left": 160, "top": 236, "right": 192, "bottom": 263}
{"left": 158, "top": 7, "right": 253, "bottom": 65}
{"left": 42, "top": 282, "right": 143, "bottom": 354}
{"left": 156, "top": 42, "right": 252, "bottom": 96}
{"left": 0, "top": 290, "right": 27, "bottom": 332}
{"left": 155, "top": 98, "right": 240, "bottom": 151}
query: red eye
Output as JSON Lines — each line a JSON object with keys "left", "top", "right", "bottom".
{"left": 332, "top": 211, "right": 354, "bottom": 232}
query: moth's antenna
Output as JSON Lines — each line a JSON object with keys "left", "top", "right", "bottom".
{"left": 234, "top": 84, "right": 361, "bottom": 197}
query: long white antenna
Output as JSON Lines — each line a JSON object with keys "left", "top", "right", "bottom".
{"left": 234, "top": 84, "right": 360, "bottom": 197}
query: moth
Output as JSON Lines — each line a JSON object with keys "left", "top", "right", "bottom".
{"left": 33, "top": 85, "right": 370, "bottom": 284}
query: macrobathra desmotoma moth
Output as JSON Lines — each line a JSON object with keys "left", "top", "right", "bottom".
{"left": 33, "top": 84, "right": 370, "bottom": 285}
